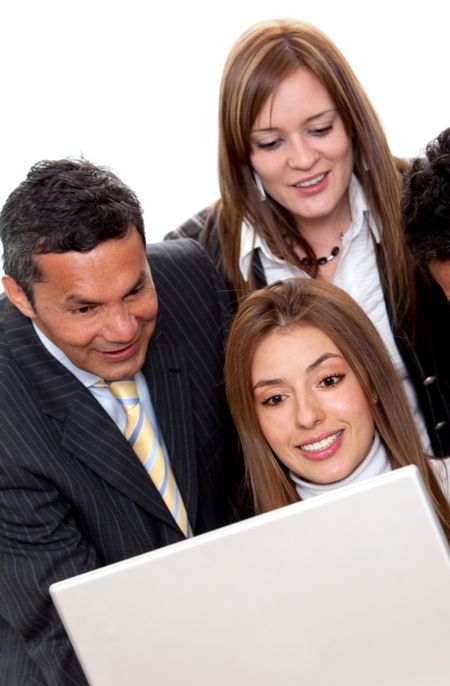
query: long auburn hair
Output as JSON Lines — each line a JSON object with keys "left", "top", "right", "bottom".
{"left": 211, "top": 19, "right": 414, "bottom": 329}
{"left": 224, "top": 278, "right": 450, "bottom": 542}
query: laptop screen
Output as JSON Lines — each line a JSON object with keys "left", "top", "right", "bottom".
{"left": 51, "top": 466, "right": 450, "bottom": 686}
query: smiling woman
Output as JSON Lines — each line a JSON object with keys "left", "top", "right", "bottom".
{"left": 252, "top": 324, "right": 375, "bottom": 485}
{"left": 249, "top": 67, "right": 354, "bottom": 263}
{"left": 224, "top": 278, "right": 450, "bottom": 542}
{"left": 167, "top": 18, "right": 450, "bottom": 458}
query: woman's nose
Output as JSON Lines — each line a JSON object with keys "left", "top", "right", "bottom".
{"left": 287, "top": 136, "right": 319, "bottom": 171}
{"left": 294, "top": 392, "right": 325, "bottom": 429}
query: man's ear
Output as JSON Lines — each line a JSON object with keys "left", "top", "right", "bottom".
{"left": 2, "top": 275, "right": 35, "bottom": 319}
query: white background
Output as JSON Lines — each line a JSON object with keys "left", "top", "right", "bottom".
{"left": 0, "top": 0, "right": 448, "bottom": 282}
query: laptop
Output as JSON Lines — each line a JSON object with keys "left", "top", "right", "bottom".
{"left": 50, "top": 465, "right": 450, "bottom": 686}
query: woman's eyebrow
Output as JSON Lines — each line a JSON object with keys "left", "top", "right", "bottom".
{"left": 306, "top": 352, "right": 343, "bottom": 373}
{"left": 251, "top": 109, "right": 336, "bottom": 133}
{"left": 252, "top": 353, "right": 343, "bottom": 390}
{"left": 253, "top": 377, "right": 286, "bottom": 391}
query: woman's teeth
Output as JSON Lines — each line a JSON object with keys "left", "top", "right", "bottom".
{"left": 300, "top": 430, "right": 341, "bottom": 452}
{"left": 296, "top": 173, "right": 326, "bottom": 188}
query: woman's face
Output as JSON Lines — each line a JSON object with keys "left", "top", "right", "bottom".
{"left": 250, "top": 68, "right": 354, "bottom": 231}
{"left": 252, "top": 324, "right": 374, "bottom": 484}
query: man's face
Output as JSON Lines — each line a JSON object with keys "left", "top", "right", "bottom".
{"left": 428, "top": 259, "right": 450, "bottom": 301}
{"left": 23, "top": 226, "right": 158, "bottom": 380}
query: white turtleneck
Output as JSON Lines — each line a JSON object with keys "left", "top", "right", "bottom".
{"left": 289, "top": 432, "right": 390, "bottom": 500}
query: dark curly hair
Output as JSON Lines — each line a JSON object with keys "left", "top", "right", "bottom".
{"left": 402, "top": 128, "right": 450, "bottom": 264}
{"left": 0, "top": 158, "right": 145, "bottom": 304}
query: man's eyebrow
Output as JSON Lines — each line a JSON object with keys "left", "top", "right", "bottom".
{"left": 64, "top": 293, "right": 99, "bottom": 306}
{"left": 252, "top": 352, "right": 343, "bottom": 391}
{"left": 251, "top": 109, "right": 336, "bottom": 133}
{"left": 64, "top": 271, "right": 148, "bottom": 305}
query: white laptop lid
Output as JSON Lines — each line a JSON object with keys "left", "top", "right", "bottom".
{"left": 50, "top": 465, "right": 450, "bottom": 686}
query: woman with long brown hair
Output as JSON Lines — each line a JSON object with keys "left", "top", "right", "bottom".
{"left": 224, "top": 278, "right": 450, "bottom": 542}
{"left": 167, "top": 19, "right": 450, "bottom": 456}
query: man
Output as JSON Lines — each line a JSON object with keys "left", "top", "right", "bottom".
{"left": 402, "top": 127, "right": 450, "bottom": 300}
{"left": 0, "top": 159, "right": 240, "bottom": 685}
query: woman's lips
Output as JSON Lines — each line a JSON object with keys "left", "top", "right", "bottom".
{"left": 291, "top": 171, "right": 329, "bottom": 196}
{"left": 296, "top": 429, "right": 343, "bottom": 461}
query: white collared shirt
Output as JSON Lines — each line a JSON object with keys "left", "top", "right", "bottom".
{"left": 239, "top": 175, "right": 432, "bottom": 453}
{"left": 32, "top": 323, "right": 169, "bottom": 454}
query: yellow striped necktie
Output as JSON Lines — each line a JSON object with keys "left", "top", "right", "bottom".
{"left": 98, "top": 378, "right": 192, "bottom": 538}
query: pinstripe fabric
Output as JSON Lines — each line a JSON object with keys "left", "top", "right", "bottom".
{"left": 0, "top": 239, "right": 240, "bottom": 686}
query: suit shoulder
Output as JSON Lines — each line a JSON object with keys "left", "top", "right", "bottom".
{"left": 0, "top": 297, "right": 11, "bottom": 368}
{"left": 147, "top": 237, "right": 211, "bottom": 266}
{"left": 146, "top": 240, "right": 231, "bottom": 336}
{"left": 147, "top": 239, "right": 226, "bottom": 295}
{"left": 0, "top": 293, "right": 8, "bottom": 322}
{"left": 164, "top": 208, "right": 210, "bottom": 241}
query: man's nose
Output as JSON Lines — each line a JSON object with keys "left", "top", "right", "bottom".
{"left": 102, "top": 306, "right": 138, "bottom": 342}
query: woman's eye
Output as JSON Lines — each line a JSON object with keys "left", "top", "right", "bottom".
{"left": 256, "top": 139, "right": 282, "bottom": 151}
{"left": 319, "top": 373, "right": 344, "bottom": 388}
{"left": 311, "top": 125, "right": 332, "bottom": 137}
{"left": 262, "top": 394, "right": 284, "bottom": 406}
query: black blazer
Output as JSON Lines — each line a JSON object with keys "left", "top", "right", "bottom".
{"left": 0, "top": 239, "right": 240, "bottom": 685}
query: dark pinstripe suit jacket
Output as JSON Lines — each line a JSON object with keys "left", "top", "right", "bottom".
{"left": 0, "top": 239, "right": 239, "bottom": 685}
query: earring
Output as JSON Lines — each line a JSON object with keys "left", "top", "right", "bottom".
{"left": 372, "top": 393, "right": 379, "bottom": 404}
{"left": 253, "top": 171, "right": 266, "bottom": 201}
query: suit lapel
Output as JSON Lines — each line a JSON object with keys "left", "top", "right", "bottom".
{"left": 4, "top": 305, "right": 181, "bottom": 533}
{"left": 60, "top": 396, "right": 178, "bottom": 530}
{"left": 143, "top": 332, "right": 199, "bottom": 529}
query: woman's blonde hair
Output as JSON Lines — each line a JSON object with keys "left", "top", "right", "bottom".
{"left": 224, "top": 278, "right": 450, "bottom": 542}
{"left": 214, "top": 19, "right": 414, "bottom": 328}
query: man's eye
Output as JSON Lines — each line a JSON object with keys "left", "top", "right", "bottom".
{"left": 126, "top": 285, "right": 143, "bottom": 298}
{"left": 72, "top": 306, "right": 96, "bottom": 316}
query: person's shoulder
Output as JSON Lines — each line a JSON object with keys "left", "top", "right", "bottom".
{"left": 0, "top": 293, "right": 8, "bottom": 318}
{"left": 147, "top": 236, "right": 215, "bottom": 271}
{"left": 146, "top": 238, "right": 232, "bottom": 334}
{"left": 147, "top": 238, "right": 228, "bottom": 302}
{"left": 0, "top": 296, "right": 12, "bottom": 364}
{"left": 165, "top": 205, "right": 227, "bottom": 279}
{"left": 164, "top": 207, "right": 213, "bottom": 242}
{"left": 0, "top": 305, "right": 32, "bottom": 414}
